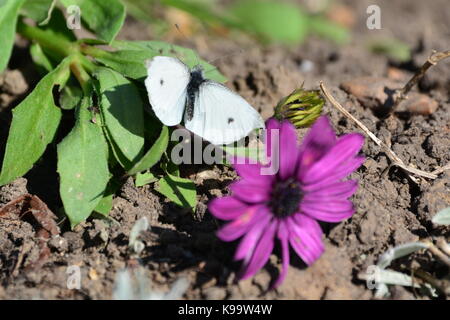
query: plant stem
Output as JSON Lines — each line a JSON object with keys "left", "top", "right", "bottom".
{"left": 79, "top": 43, "right": 108, "bottom": 59}
{"left": 70, "top": 59, "right": 91, "bottom": 95}
{"left": 16, "top": 20, "right": 76, "bottom": 59}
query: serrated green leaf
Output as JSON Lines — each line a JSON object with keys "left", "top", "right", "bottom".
{"left": 60, "top": 0, "right": 125, "bottom": 43}
{"left": 156, "top": 174, "right": 197, "bottom": 208}
{"left": 57, "top": 96, "right": 110, "bottom": 228}
{"left": 95, "top": 67, "right": 145, "bottom": 166}
{"left": 229, "top": 0, "right": 308, "bottom": 45}
{"left": 0, "top": 0, "right": 26, "bottom": 72}
{"left": 20, "top": 0, "right": 56, "bottom": 25}
{"left": 92, "top": 40, "right": 226, "bottom": 82}
{"left": 0, "top": 58, "right": 71, "bottom": 185}
{"left": 432, "top": 207, "right": 450, "bottom": 226}
{"left": 127, "top": 125, "right": 169, "bottom": 176}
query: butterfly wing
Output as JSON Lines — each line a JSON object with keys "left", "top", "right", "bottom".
{"left": 185, "top": 81, "right": 265, "bottom": 145}
{"left": 145, "top": 56, "right": 190, "bottom": 126}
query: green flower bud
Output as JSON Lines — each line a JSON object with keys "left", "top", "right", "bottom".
{"left": 274, "top": 87, "right": 324, "bottom": 128}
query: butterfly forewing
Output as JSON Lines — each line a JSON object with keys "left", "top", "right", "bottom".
{"left": 145, "top": 56, "right": 190, "bottom": 126}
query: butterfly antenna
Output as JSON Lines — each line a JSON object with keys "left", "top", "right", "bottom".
{"left": 207, "top": 48, "right": 245, "bottom": 65}
{"left": 204, "top": 48, "right": 246, "bottom": 75}
{"left": 175, "top": 23, "right": 201, "bottom": 68}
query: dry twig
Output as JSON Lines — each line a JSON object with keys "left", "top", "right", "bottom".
{"left": 319, "top": 82, "right": 450, "bottom": 182}
{"left": 424, "top": 240, "right": 450, "bottom": 269}
{"left": 391, "top": 50, "right": 450, "bottom": 112}
{"left": 436, "top": 238, "right": 450, "bottom": 257}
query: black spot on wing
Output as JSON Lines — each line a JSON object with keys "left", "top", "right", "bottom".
{"left": 160, "top": 79, "right": 164, "bottom": 85}
{"left": 228, "top": 117, "right": 234, "bottom": 124}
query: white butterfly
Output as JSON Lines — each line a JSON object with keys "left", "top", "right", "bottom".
{"left": 144, "top": 56, "right": 265, "bottom": 145}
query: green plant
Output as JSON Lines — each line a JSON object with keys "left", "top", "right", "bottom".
{"left": 123, "top": 0, "right": 350, "bottom": 45}
{"left": 360, "top": 208, "right": 450, "bottom": 298}
{"left": 0, "top": 0, "right": 226, "bottom": 227}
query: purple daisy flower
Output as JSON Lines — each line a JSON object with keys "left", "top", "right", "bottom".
{"left": 209, "top": 116, "right": 365, "bottom": 288}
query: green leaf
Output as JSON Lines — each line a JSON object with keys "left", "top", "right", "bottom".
{"left": 0, "top": 0, "right": 26, "bottom": 72}
{"left": 308, "top": 16, "right": 350, "bottom": 44}
{"left": 95, "top": 67, "right": 145, "bottom": 166}
{"left": 60, "top": 82, "right": 83, "bottom": 110}
{"left": 90, "top": 49, "right": 150, "bottom": 80}
{"left": 135, "top": 171, "right": 157, "bottom": 187}
{"left": 20, "top": 0, "right": 56, "bottom": 25}
{"left": 156, "top": 174, "right": 197, "bottom": 208}
{"left": 57, "top": 96, "right": 110, "bottom": 228}
{"left": 0, "top": 58, "right": 71, "bottom": 185}
{"left": 372, "top": 269, "right": 420, "bottom": 288}
{"left": 30, "top": 43, "right": 54, "bottom": 74}
{"left": 377, "top": 242, "right": 429, "bottom": 269}
{"left": 93, "top": 40, "right": 227, "bottom": 82}
{"left": 432, "top": 207, "right": 450, "bottom": 226}
{"left": 95, "top": 177, "right": 121, "bottom": 216}
{"left": 41, "top": 7, "right": 77, "bottom": 42}
{"left": 229, "top": 0, "right": 308, "bottom": 45}
{"left": 60, "top": 0, "right": 125, "bottom": 43}
{"left": 369, "top": 38, "right": 411, "bottom": 62}
{"left": 94, "top": 193, "right": 113, "bottom": 216}
{"left": 221, "top": 146, "right": 264, "bottom": 164}
{"left": 127, "top": 125, "right": 169, "bottom": 176}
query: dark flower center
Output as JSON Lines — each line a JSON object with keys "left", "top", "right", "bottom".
{"left": 269, "top": 178, "right": 303, "bottom": 218}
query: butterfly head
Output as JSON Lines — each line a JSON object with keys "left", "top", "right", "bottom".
{"left": 189, "top": 66, "right": 206, "bottom": 86}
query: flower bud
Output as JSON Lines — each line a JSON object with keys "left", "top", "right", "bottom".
{"left": 274, "top": 87, "right": 324, "bottom": 128}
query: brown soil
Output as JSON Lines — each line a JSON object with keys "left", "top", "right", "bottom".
{"left": 0, "top": 0, "right": 449, "bottom": 300}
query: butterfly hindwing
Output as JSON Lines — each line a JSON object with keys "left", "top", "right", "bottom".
{"left": 145, "top": 56, "right": 190, "bottom": 126}
{"left": 185, "top": 81, "right": 265, "bottom": 145}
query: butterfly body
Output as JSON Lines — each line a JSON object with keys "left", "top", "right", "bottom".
{"left": 145, "top": 56, "right": 264, "bottom": 145}
{"left": 185, "top": 67, "right": 206, "bottom": 121}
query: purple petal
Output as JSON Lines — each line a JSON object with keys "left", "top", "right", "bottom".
{"left": 230, "top": 180, "right": 271, "bottom": 203}
{"left": 298, "top": 116, "right": 336, "bottom": 178}
{"left": 217, "top": 205, "right": 265, "bottom": 241}
{"left": 302, "top": 133, "right": 364, "bottom": 185}
{"left": 272, "top": 221, "right": 290, "bottom": 288}
{"left": 209, "top": 196, "right": 251, "bottom": 221}
{"left": 301, "top": 200, "right": 354, "bottom": 223}
{"left": 303, "top": 180, "right": 358, "bottom": 201}
{"left": 278, "top": 121, "right": 300, "bottom": 180}
{"left": 233, "top": 159, "right": 275, "bottom": 185}
{"left": 239, "top": 219, "right": 278, "bottom": 280}
{"left": 303, "top": 156, "right": 365, "bottom": 191}
{"left": 234, "top": 208, "right": 272, "bottom": 261}
{"left": 288, "top": 215, "right": 324, "bottom": 265}
{"left": 264, "top": 118, "right": 282, "bottom": 160}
